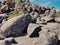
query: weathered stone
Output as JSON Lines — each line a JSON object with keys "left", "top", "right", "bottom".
{"left": 55, "top": 17, "right": 60, "bottom": 23}
{"left": 1, "top": 5, "right": 8, "bottom": 13}
{"left": 49, "top": 7, "right": 56, "bottom": 18}
{"left": 42, "top": 23, "right": 60, "bottom": 33}
{"left": 0, "top": 40, "right": 6, "bottom": 45}
{"left": 36, "top": 17, "right": 47, "bottom": 24}
{"left": 44, "top": 10, "right": 50, "bottom": 16}
{"left": 33, "top": 30, "right": 58, "bottom": 45}
{"left": 0, "top": 37, "right": 16, "bottom": 45}
{"left": 0, "top": 34, "right": 5, "bottom": 40}
{"left": 14, "top": 36, "right": 39, "bottom": 45}
{"left": 41, "top": 16, "right": 55, "bottom": 23}
{"left": 0, "top": 14, "right": 8, "bottom": 17}
{"left": 0, "top": 14, "right": 33, "bottom": 38}
{"left": 5, "top": 37, "right": 16, "bottom": 43}
{"left": 27, "top": 23, "right": 41, "bottom": 38}
{"left": 30, "top": 12, "right": 39, "bottom": 23}
{"left": 0, "top": 14, "right": 8, "bottom": 23}
{"left": 0, "top": 40, "right": 11, "bottom": 45}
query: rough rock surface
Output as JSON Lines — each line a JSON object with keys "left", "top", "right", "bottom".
{"left": 0, "top": 14, "right": 8, "bottom": 23}
{"left": 41, "top": 16, "right": 55, "bottom": 23}
{"left": 0, "top": 40, "right": 11, "bottom": 45}
{"left": 42, "top": 23, "right": 60, "bottom": 33}
{"left": 27, "top": 23, "right": 41, "bottom": 38}
{"left": 0, "top": 37, "right": 16, "bottom": 45}
{"left": 33, "top": 30, "right": 58, "bottom": 45}
{"left": 0, "top": 0, "right": 60, "bottom": 45}
{"left": 55, "top": 17, "right": 60, "bottom": 23}
{"left": 0, "top": 14, "right": 33, "bottom": 38}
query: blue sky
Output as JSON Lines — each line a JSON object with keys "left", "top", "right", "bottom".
{"left": 0, "top": 0, "right": 5, "bottom": 3}
{"left": 0, "top": 0, "right": 2, "bottom": 1}
{"left": 29, "top": 0, "right": 60, "bottom": 11}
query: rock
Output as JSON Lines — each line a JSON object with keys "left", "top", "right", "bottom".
{"left": 0, "top": 40, "right": 11, "bottom": 45}
{"left": 0, "top": 37, "right": 16, "bottom": 45}
{"left": 5, "top": 37, "right": 16, "bottom": 43}
{"left": 1, "top": 5, "right": 8, "bottom": 13}
{"left": 1, "top": 5, "right": 8, "bottom": 10}
{"left": 1, "top": 19, "right": 7, "bottom": 25}
{"left": 30, "top": 12, "right": 39, "bottom": 23}
{"left": 0, "top": 14, "right": 8, "bottom": 19}
{"left": 44, "top": 10, "right": 50, "bottom": 16}
{"left": 0, "top": 2, "right": 2, "bottom": 7}
{"left": 0, "top": 14, "right": 8, "bottom": 24}
{"left": 55, "top": 17, "right": 60, "bottom": 23}
{"left": 41, "top": 16, "right": 55, "bottom": 23}
{"left": 42, "top": 23, "right": 60, "bottom": 33}
{"left": 36, "top": 17, "right": 47, "bottom": 24}
{"left": 14, "top": 36, "right": 39, "bottom": 45}
{"left": 27, "top": 23, "right": 41, "bottom": 38}
{"left": 33, "top": 30, "right": 58, "bottom": 45}
{"left": 0, "top": 34, "right": 5, "bottom": 40}
{"left": 0, "top": 14, "right": 8, "bottom": 17}
{"left": 49, "top": 7, "right": 56, "bottom": 18}
{"left": 0, "top": 14, "right": 33, "bottom": 38}
{"left": 0, "top": 40, "right": 6, "bottom": 45}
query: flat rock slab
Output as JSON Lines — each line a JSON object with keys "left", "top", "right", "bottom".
{"left": 55, "top": 17, "right": 60, "bottom": 23}
{"left": 42, "top": 23, "right": 60, "bottom": 33}
{"left": 15, "top": 36, "right": 39, "bottom": 45}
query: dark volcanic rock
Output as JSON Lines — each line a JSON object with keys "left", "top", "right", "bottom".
{"left": 0, "top": 14, "right": 33, "bottom": 38}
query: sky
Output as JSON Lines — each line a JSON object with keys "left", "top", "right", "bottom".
{"left": 29, "top": 0, "right": 60, "bottom": 11}
{"left": 0, "top": 0, "right": 4, "bottom": 2}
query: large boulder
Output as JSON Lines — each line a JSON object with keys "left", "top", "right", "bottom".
{"left": 0, "top": 14, "right": 33, "bottom": 38}
{"left": 33, "top": 30, "right": 58, "bottom": 45}
{"left": 27, "top": 23, "right": 41, "bottom": 38}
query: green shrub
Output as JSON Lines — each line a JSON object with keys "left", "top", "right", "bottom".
{"left": 9, "top": 10, "right": 23, "bottom": 19}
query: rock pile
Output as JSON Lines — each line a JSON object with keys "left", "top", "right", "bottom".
{"left": 19, "top": 0, "right": 56, "bottom": 18}
{"left": 0, "top": 0, "right": 60, "bottom": 45}
{"left": 0, "top": 0, "right": 15, "bottom": 14}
